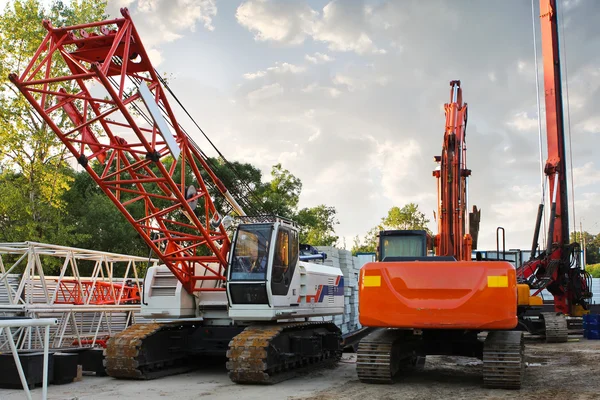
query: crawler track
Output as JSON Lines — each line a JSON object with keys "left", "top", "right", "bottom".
{"left": 482, "top": 331, "right": 524, "bottom": 389}
{"left": 104, "top": 322, "right": 196, "bottom": 379}
{"left": 541, "top": 312, "right": 568, "bottom": 343}
{"left": 226, "top": 321, "right": 342, "bottom": 384}
{"left": 356, "top": 328, "right": 423, "bottom": 384}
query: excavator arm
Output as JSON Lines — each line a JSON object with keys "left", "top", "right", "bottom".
{"left": 433, "top": 80, "right": 478, "bottom": 261}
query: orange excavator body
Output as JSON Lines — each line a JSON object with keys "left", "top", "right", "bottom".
{"left": 358, "top": 81, "right": 518, "bottom": 332}
{"left": 359, "top": 260, "right": 517, "bottom": 330}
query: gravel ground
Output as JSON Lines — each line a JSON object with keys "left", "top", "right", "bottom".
{"left": 2, "top": 337, "right": 600, "bottom": 400}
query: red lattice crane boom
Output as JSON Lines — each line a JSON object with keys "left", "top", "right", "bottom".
{"left": 9, "top": 8, "right": 244, "bottom": 294}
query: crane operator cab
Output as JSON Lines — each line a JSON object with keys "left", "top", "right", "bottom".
{"left": 227, "top": 216, "right": 344, "bottom": 321}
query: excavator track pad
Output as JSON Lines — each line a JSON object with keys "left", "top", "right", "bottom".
{"left": 482, "top": 331, "right": 524, "bottom": 389}
{"left": 541, "top": 312, "right": 568, "bottom": 343}
{"left": 356, "top": 328, "right": 424, "bottom": 383}
{"left": 226, "top": 321, "right": 342, "bottom": 384}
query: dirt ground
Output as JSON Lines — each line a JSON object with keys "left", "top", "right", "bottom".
{"left": 2, "top": 337, "right": 600, "bottom": 400}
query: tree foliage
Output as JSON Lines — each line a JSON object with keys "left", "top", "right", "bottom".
{"left": 262, "top": 163, "right": 302, "bottom": 219}
{"left": 0, "top": 0, "right": 107, "bottom": 245}
{"left": 351, "top": 203, "right": 431, "bottom": 255}
{"left": 570, "top": 231, "right": 600, "bottom": 265}
{"left": 295, "top": 205, "right": 339, "bottom": 246}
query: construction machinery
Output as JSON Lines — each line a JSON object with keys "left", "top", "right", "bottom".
{"left": 356, "top": 0, "right": 592, "bottom": 388}
{"left": 514, "top": 0, "right": 592, "bottom": 342}
{"left": 358, "top": 80, "right": 524, "bottom": 389}
{"left": 10, "top": 8, "right": 344, "bottom": 383}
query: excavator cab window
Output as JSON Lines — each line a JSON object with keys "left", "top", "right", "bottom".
{"left": 378, "top": 230, "right": 428, "bottom": 261}
{"left": 271, "top": 227, "right": 298, "bottom": 296}
{"left": 230, "top": 224, "right": 272, "bottom": 281}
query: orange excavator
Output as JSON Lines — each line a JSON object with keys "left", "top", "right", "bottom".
{"left": 357, "top": 81, "right": 524, "bottom": 389}
{"left": 356, "top": 0, "right": 591, "bottom": 389}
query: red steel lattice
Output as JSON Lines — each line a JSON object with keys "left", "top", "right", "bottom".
{"left": 10, "top": 9, "right": 232, "bottom": 293}
{"left": 54, "top": 279, "right": 140, "bottom": 305}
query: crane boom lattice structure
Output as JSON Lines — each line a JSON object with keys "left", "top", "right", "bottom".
{"left": 9, "top": 9, "right": 236, "bottom": 294}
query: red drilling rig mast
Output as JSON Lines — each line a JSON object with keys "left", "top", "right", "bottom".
{"left": 517, "top": 0, "right": 592, "bottom": 332}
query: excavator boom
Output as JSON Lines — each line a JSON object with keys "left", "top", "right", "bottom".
{"left": 433, "top": 81, "right": 474, "bottom": 261}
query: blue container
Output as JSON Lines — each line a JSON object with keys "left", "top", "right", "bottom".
{"left": 587, "top": 314, "right": 600, "bottom": 325}
{"left": 584, "top": 314, "right": 600, "bottom": 340}
{"left": 587, "top": 330, "right": 600, "bottom": 340}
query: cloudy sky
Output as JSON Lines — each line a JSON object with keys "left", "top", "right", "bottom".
{"left": 101, "top": 0, "right": 599, "bottom": 251}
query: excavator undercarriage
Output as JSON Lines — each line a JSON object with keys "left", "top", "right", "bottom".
{"left": 357, "top": 328, "right": 524, "bottom": 389}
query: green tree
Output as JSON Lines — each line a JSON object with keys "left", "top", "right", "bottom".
{"left": 586, "top": 264, "right": 600, "bottom": 278}
{"left": 570, "top": 231, "right": 600, "bottom": 265}
{"left": 0, "top": 0, "right": 107, "bottom": 245}
{"left": 261, "top": 163, "right": 302, "bottom": 218}
{"left": 351, "top": 203, "right": 431, "bottom": 255}
{"left": 62, "top": 170, "right": 147, "bottom": 257}
{"left": 382, "top": 204, "right": 430, "bottom": 231}
{"left": 295, "top": 205, "right": 339, "bottom": 246}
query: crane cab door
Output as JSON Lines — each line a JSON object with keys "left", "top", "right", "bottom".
{"left": 227, "top": 222, "right": 299, "bottom": 307}
{"left": 270, "top": 227, "right": 298, "bottom": 297}
{"left": 227, "top": 223, "right": 273, "bottom": 305}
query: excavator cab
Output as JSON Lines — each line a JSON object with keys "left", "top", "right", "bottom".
{"left": 377, "top": 230, "right": 433, "bottom": 261}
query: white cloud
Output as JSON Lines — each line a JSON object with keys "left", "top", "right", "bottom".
{"left": 302, "top": 83, "right": 341, "bottom": 98}
{"left": 236, "top": 0, "right": 317, "bottom": 45}
{"left": 578, "top": 116, "right": 600, "bottom": 133}
{"left": 305, "top": 52, "right": 334, "bottom": 64}
{"left": 332, "top": 74, "right": 361, "bottom": 92}
{"left": 166, "top": 1, "right": 600, "bottom": 250}
{"left": 369, "top": 138, "right": 423, "bottom": 201}
{"left": 573, "top": 162, "right": 600, "bottom": 188}
{"left": 243, "top": 62, "right": 306, "bottom": 80}
{"left": 236, "top": 0, "right": 385, "bottom": 55}
{"left": 247, "top": 83, "right": 284, "bottom": 105}
{"left": 508, "top": 111, "right": 539, "bottom": 132}
{"left": 106, "top": 0, "right": 217, "bottom": 65}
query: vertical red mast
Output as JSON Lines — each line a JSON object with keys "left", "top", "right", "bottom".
{"left": 540, "top": 0, "right": 569, "bottom": 246}
{"left": 518, "top": 0, "right": 591, "bottom": 316}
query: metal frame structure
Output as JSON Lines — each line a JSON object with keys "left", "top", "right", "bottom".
{"left": 0, "top": 242, "right": 152, "bottom": 349}
{"left": 517, "top": 0, "right": 592, "bottom": 315}
{"left": 0, "top": 317, "right": 57, "bottom": 400}
{"left": 9, "top": 8, "right": 243, "bottom": 294}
